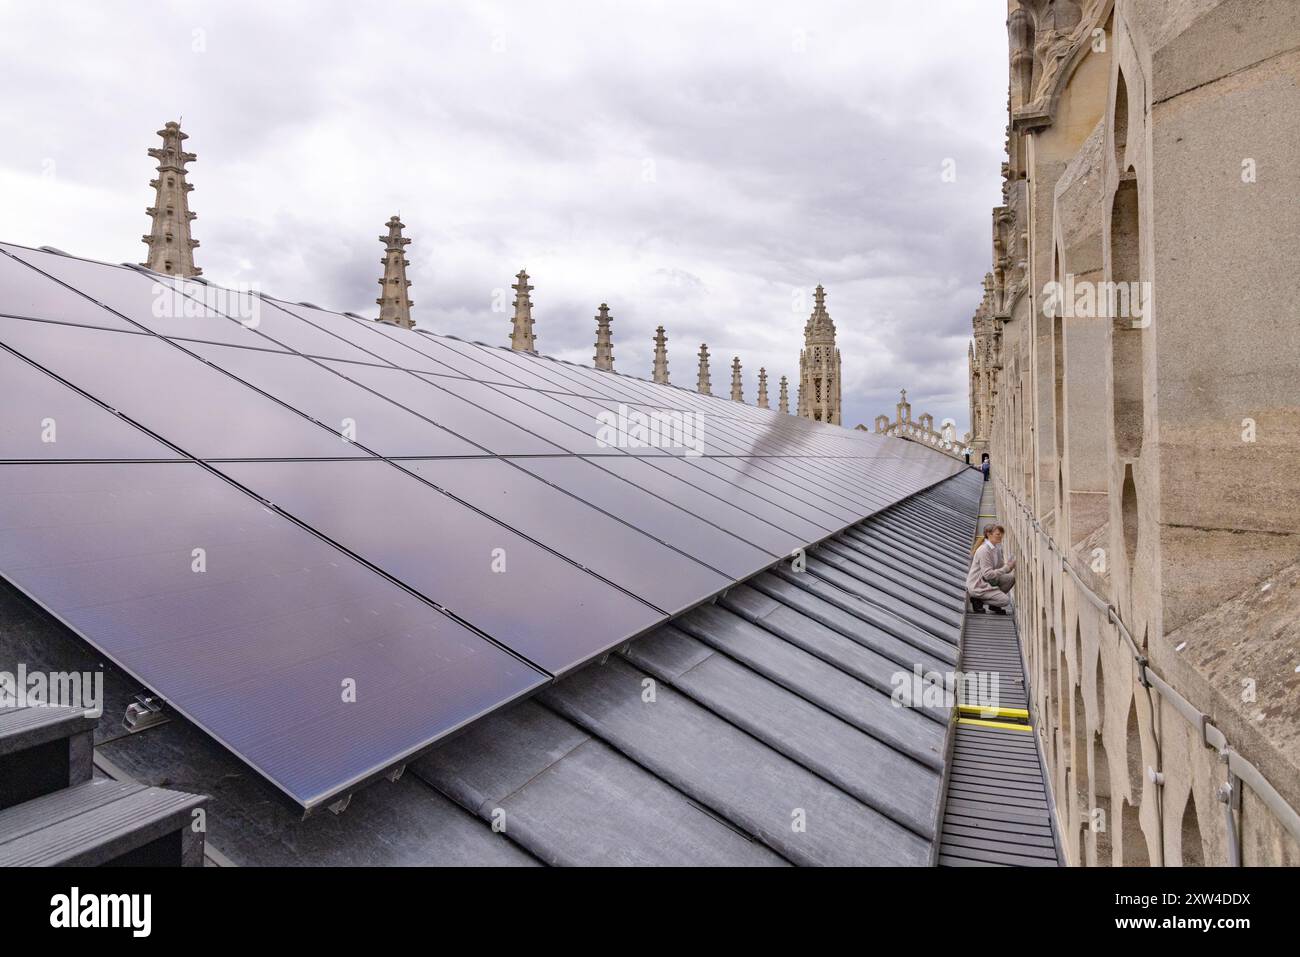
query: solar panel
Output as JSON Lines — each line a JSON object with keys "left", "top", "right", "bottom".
{"left": 648, "top": 455, "right": 835, "bottom": 539}
{"left": 0, "top": 317, "right": 367, "bottom": 461}
{"left": 399, "top": 457, "right": 734, "bottom": 611}
{"left": 0, "top": 461, "right": 546, "bottom": 810}
{"left": 0, "top": 349, "right": 179, "bottom": 461}
{"left": 271, "top": 299, "right": 458, "bottom": 375}
{"left": 443, "top": 338, "right": 617, "bottom": 398}
{"left": 514, "top": 456, "right": 774, "bottom": 578}
{"left": 0, "top": 245, "right": 139, "bottom": 331}
{"left": 414, "top": 375, "right": 663, "bottom": 456}
{"left": 492, "top": 384, "right": 672, "bottom": 454}
{"left": 214, "top": 459, "right": 666, "bottom": 674}
{"left": 316, "top": 360, "right": 563, "bottom": 456}
{"left": 590, "top": 455, "right": 810, "bottom": 556}
{"left": 408, "top": 333, "right": 539, "bottom": 387}
{"left": 3, "top": 245, "right": 291, "bottom": 351}
{"left": 0, "top": 242, "right": 966, "bottom": 811}
{"left": 182, "top": 342, "right": 479, "bottom": 458}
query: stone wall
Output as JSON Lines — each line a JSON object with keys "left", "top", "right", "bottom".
{"left": 977, "top": 0, "right": 1300, "bottom": 866}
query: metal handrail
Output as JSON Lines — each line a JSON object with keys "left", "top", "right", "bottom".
{"left": 994, "top": 477, "right": 1300, "bottom": 856}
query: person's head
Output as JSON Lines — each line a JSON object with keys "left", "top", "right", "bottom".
{"left": 984, "top": 524, "right": 1005, "bottom": 544}
{"left": 981, "top": 452, "right": 990, "bottom": 463}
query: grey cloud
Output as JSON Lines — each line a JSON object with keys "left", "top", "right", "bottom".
{"left": 0, "top": 0, "right": 1007, "bottom": 431}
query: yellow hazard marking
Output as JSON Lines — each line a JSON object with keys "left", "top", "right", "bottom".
{"left": 957, "top": 717, "right": 1033, "bottom": 732}
{"left": 958, "top": 704, "right": 1030, "bottom": 720}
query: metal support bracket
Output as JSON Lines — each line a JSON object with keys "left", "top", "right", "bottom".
{"left": 328, "top": 794, "right": 352, "bottom": 815}
{"left": 123, "top": 694, "right": 170, "bottom": 734}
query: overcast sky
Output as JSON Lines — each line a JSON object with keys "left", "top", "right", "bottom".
{"left": 0, "top": 1, "right": 1007, "bottom": 432}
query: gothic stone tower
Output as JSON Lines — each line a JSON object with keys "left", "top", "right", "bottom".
{"left": 798, "top": 284, "right": 842, "bottom": 424}
{"left": 376, "top": 215, "right": 414, "bottom": 329}
{"left": 141, "top": 121, "right": 201, "bottom": 277}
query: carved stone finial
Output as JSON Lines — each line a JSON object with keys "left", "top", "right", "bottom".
{"left": 141, "top": 120, "right": 202, "bottom": 277}
{"left": 593, "top": 304, "right": 614, "bottom": 371}
{"left": 375, "top": 215, "right": 414, "bottom": 329}
{"left": 652, "top": 325, "right": 669, "bottom": 384}
{"left": 509, "top": 269, "right": 536, "bottom": 351}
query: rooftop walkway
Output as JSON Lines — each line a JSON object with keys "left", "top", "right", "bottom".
{"left": 938, "top": 477, "right": 1063, "bottom": 867}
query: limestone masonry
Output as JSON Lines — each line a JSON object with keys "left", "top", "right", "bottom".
{"left": 967, "top": 0, "right": 1300, "bottom": 866}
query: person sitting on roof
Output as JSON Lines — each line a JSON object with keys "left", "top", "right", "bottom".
{"left": 967, "top": 523, "right": 1015, "bottom": 615}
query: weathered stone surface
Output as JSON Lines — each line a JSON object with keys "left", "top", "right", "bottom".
{"left": 140, "top": 121, "right": 201, "bottom": 277}
{"left": 970, "top": 0, "right": 1300, "bottom": 867}
{"left": 375, "top": 215, "right": 414, "bottom": 329}
{"left": 798, "top": 284, "right": 841, "bottom": 424}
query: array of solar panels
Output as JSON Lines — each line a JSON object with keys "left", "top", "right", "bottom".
{"left": 0, "top": 241, "right": 964, "bottom": 810}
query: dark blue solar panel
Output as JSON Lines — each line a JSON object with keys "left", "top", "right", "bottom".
{"left": 0, "top": 462, "right": 546, "bottom": 809}
{"left": 216, "top": 459, "right": 666, "bottom": 675}
{"left": 514, "top": 455, "right": 775, "bottom": 578}
{"left": 399, "top": 457, "right": 733, "bottom": 611}
{"left": 183, "top": 342, "right": 479, "bottom": 458}
{"left": 0, "top": 317, "right": 370, "bottom": 461}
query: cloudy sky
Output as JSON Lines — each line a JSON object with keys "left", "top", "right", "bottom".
{"left": 0, "top": 1, "right": 1007, "bottom": 431}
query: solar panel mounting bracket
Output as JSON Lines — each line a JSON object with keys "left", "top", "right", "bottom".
{"left": 123, "top": 693, "right": 170, "bottom": 734}
{"left": 328, "top": 794, "right": 352, "bottom": 815}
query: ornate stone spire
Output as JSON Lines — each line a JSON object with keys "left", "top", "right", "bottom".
{"left": 696, "top": 344, "right": 712, "bottom": 395}
{"left": 141, "top": 120, "right": 201, "bottom": 277}
{"left": 593, "top": 303, "right": 614, "bottom": 371}
{"left": 651, "top": 325, "right": 669, "bottom": 384}
{"left": 376, "top": 215, "right": 414, "bottom": 329}
{"left": 798, "top": 284, "right": 842, "bottom": 424}
{"left": 509, "top": 269, "right": 536, "bottom": 351}
{"left": 756, "top": 368, "right": 769, "bottom": 409}
{"left": 778, "top": 375, "right": 790, "bottom": 414}
{"left": 730, "top": 357, "right": 743, "bottom": 402}
{"left": 896, "top": 387, "right": 912, "bottom": 424}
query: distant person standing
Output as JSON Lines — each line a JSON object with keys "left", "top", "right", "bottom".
{"left": 981, "top": 452, "right": 990, "bottom": 483}
{"left": 967, "top": 524, "right": 1016, "bottom": 614}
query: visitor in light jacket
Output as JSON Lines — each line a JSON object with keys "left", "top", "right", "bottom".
{"left": 967, "top": 524, "right": 1016, "bottom": 614}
